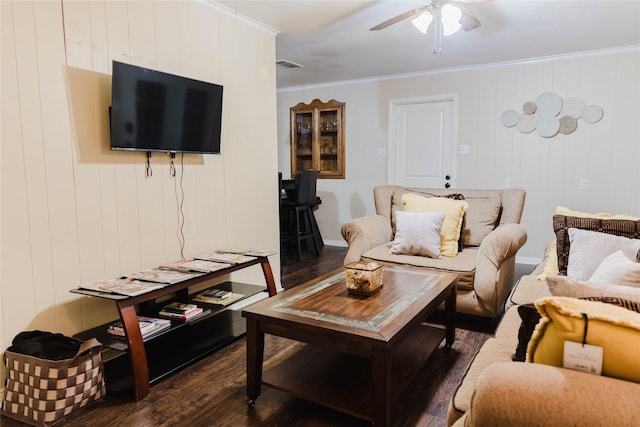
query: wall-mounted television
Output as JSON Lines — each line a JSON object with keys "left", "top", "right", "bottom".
{"left": 110, "top": 61, "right": 223, "bottom": 154}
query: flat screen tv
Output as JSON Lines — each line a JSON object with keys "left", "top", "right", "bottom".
{"left": 110, "top": 61, "right": 223, "bottom": 154}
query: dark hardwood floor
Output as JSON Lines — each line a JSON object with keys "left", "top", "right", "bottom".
{"left": 2, "top": 246, "right": 504, "bottom": 427}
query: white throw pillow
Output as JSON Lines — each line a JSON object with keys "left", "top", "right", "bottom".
{"left": 389, "top": 211, "right": 445, "bottom": 258}
{"left": 566, "top": 228, "right": 640, "bottom": 280}
{"left": 589, "top": 250, "right": 640, "bottom": 287}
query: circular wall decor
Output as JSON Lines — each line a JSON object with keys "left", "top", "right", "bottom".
{"left": 560, "top": 97, "right": 586, "bottom": 118}
{"left": 537, "top": 116, "right": 560, "bottom": 138}
{"left": 582, "top": 105, "right": 604, "bottom": 124}
{"left": 559, "top": 115, "right": 578, "bottom": 134}
{"left": 516, "top": 114, "right": 536, "bottom": 134}
{"left": 522, "top": 101, "right": 537, "bottom": 115}
{"left": 535, "top": 92, "right": 563, "bottom": 118}
{"left": 501, "top": 110, "right": 519, "bottom": 127}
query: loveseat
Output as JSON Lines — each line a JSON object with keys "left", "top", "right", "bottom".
{"left": 341, "top": 186, "right": 527, "bottom": 318}
{"left": 448, "top": 208, "right": 640, "bottom": 426}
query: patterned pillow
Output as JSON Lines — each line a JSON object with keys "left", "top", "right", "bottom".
{"left": 552, "top": 214, "right": 640, "bottom": 275}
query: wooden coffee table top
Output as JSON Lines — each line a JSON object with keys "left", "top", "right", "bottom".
{"left": 243, "top": 266, "right": 457, "bottom": 343}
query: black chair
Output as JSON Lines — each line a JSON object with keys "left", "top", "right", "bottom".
{"left": 280, "top": 170, "right": 320, "bottom": 262}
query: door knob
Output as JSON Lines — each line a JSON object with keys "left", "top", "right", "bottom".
{"left": 445, "top": 175, "right": 451, "bottom": 180}
{"left": 445, "top": 183, "right": 451, "bottom": 189}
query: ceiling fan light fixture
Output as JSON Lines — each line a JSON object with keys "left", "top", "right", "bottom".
{"left": 441, "top": 4, "right": 462, "bottom": 36}
{"left": 411, "top": 11, "right": 433, "bottom": 34}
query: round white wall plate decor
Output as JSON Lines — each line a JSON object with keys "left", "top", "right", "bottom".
{"left": 535, "top": 92, "right": 563, "bottom": 118}
{"left": 522, "top": 101, "right": 537, "bottom": 115}
{"left": 560, "top": 97, "right": 586, "bottom": 118}
{"left": 516, "top": 114, "right": 536, "bottom": 133}
{"left": 582, "top": 105, "right": 604, "bottom": 124}
{"left": 537, "top": 116, "right": 560, "bottom": 138}
{"left": 559, "top": 115, "right": 578, "bottom": 134}
{"left": 501, "top": 110, "right": 519, "bottom": 127}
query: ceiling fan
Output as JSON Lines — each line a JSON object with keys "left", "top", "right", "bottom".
{"left": 370, "top": 0, "right": 486, "bottom": 54}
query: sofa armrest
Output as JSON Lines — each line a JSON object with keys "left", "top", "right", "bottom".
{"left": 474, "top": 223, "right": 527, "bottom": 314}
{"left": 454, "top": 362, "right": 640, "bottom": 427}
{"left": 341, "top": 215, "right": 392, "bottom": 265}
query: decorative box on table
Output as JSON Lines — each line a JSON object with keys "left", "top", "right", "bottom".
{"left": 345, "top": 261, "right": 384, "bottom": 296}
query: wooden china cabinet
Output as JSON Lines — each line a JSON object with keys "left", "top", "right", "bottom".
{"left": 290, "top": 99, "right": 345, "bottom": 179}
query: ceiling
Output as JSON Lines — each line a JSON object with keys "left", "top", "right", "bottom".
{"left": 217, "top": 1, "right": 640, "bottom": 89}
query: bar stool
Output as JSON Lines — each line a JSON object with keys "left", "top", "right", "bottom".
{"left": 280, "top": 170, "right": 320, "bottom": 262}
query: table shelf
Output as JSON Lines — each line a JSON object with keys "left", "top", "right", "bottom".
{"left": 71, "top": 256, "right": 277, "bottom": 400}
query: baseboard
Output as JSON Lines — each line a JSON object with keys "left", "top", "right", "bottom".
{"left": 516, "top": 256, "right": 541, "bottom": 265}
{"left": 322, "top": 239, "right": 347, "bottom": 247}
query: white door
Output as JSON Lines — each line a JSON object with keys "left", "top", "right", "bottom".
{"left": 388, "top": 96, "right": 456, "bottom": 189}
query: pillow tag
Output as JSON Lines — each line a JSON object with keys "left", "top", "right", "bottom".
{"left": 563, "top": 341, "right": 603, "bottom": 375}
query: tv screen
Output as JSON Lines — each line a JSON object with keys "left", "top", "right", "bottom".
{"left": 110, "top": 61, "right": 223, "bottom": 154}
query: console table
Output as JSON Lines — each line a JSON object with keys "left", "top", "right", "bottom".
{"left": 71, "top": 256, "right": 277, "bottom": 401}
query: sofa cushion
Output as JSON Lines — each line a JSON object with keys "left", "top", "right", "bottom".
{"left": 402, "top": 193, "right": 468, "bottom": 257}
{"left": 546, "top": 275, "right": 640, "bottom": 303}
{"left": 462, "top": 196, "right": 502, "bottom": 247}
{"left": 362, "top": 244, "right": 478, "bottom": 291}
{"left": 553, "top": 215, "right": 640, "bottom": 275}
{"left": 567, "top": 228, "right": 640, "bottom": 280}
{"left": 389, "top": 211, "right": 445, "bottom": 258}
{"left": 528, "top": 297, "right": 640, "bottom": 382}
{"left": 508, "top": 268, "right": 550, "bottom": 308}
{"left": 589, "top": 250, "right": 640, "bottom": 286}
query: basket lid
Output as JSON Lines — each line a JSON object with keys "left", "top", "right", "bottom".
{"left": 345, "top": 261, "right": 382, "bottom": 271}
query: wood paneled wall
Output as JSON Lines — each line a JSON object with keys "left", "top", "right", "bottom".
{"left": 278, "top": 49, "right": 640, "bottom": 261}
{"left": 1, "top": 0, "right": 279, "bottom": 377}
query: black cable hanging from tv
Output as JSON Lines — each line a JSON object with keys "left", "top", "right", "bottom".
{"left": 145, "top": 152, "right": 152, "bottom": 178}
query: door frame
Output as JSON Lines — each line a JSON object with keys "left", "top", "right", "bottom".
{"left": 387, "top": 94, "right": 459, "bottom": 187}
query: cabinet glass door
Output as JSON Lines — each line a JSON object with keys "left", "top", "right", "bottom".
{"left": 319, "top": 109, "right": 339, "bottom": 175}
{"left": 293, "top": 112, "right": 313, "bottom": 172}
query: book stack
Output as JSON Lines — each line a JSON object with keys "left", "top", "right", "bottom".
{"left": 107, "top": 316, "right": 171, "bottom": 341}
{"left": 159, "top": 302, "right": 208, "bottom": 322}
{"left": 193, "top": 288, "right": 245, "bottom": 306}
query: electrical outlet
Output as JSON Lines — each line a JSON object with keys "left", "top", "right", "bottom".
{"left": 504, "top": 178, "right": 511, "bottom": 188}
{"left": 580, "top": 178, "right": 588, "bottom": 189}
{"left": 377, "top": 148, "right": 387, "bottom": 157}
{"left": 459, "top": 145, "right": 470, "bottom": 155}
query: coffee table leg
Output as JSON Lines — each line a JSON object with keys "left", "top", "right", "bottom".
{"left": 371, "top": 347, "right": 391, "bottom": 427}
{"left": 444, "top": 284, "right": 456, "bottom": 349}
{"left": 246, "top": 318, "right": 264, "bottom": 407}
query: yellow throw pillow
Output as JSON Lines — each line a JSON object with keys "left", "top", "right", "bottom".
{"left": 537, "top": 241, "right": 560, "bottom": 281}
{"left": 402, "top": 193, "right": 468, "bottom": 257}
{"left": 527, "top": 297, "right": 640, "bottom": 382}
{"left": 555, "top": 206, "right": 640, "bottom": 221}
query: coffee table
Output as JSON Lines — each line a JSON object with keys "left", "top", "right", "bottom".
{"left": 242, "top": 266, "right": 457, "bottom": 427}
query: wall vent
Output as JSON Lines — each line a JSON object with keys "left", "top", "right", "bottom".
{"left": 276, "top": 60, "right": 303, "bottom": 69}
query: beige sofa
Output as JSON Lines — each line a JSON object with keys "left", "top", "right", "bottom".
{"left": 341, "top": 186, "right": 527, "bottom": 318}
{"left": 448, "top": 261, "right": 640, "bottom": 427}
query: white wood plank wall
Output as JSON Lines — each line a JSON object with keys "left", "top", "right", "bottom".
{"left": 1, "top": 0, "right": 279, "bottom": 386}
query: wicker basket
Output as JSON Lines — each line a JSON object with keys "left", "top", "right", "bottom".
{"left": 345, "top": 261, "right": 384, "bottom": 296}
{"left": 2, "top": 337, "right": 105, "bottom": 426}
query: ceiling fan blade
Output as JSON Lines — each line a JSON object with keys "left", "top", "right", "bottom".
{"left": 457, "top": 4, "right": 481, "bottom": 31}
{"left": 369, "top": 6, "right": 428, "bottom": 31}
